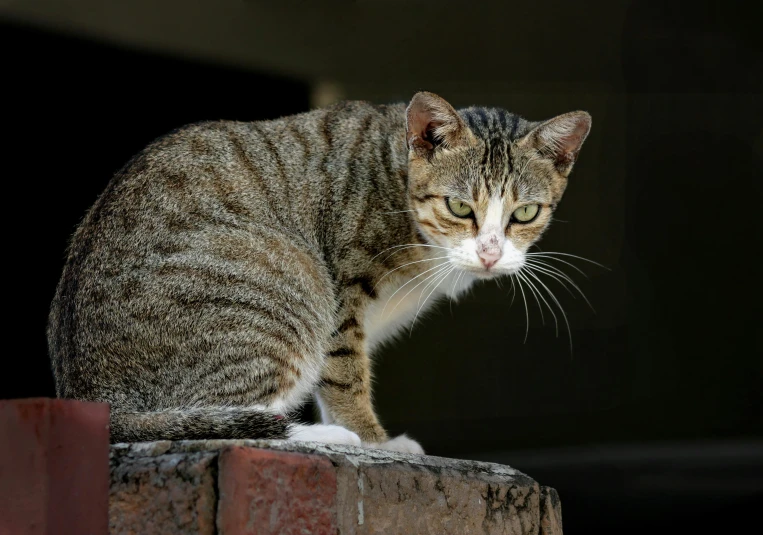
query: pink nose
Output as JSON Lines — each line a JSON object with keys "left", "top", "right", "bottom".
{"left": 479, "top": 251, "right": 501, "bottom": 269}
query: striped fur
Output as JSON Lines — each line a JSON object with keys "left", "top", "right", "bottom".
{"left": 47, "top": 93, "right": 590, "bottom": 447}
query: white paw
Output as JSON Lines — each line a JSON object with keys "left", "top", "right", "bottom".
{"left": 366, "top": 434, "right": 425, "bottom": 454}
{"left": 287, "top": 424, "right": 362, "bottom": 446}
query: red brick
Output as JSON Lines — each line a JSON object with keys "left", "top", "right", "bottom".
{"left": 0, "top": 398, "right": 110, "bottom": 535}
{"left": 217, "top": 446, "right": 338, "bottom": 535}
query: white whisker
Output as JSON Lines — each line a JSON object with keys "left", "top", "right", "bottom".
{"left": 526, "top": 253, "right": 589, "bottom": 279}
{"left": 371, "top": 243, "right": 454, "bottom": 262}
{"left": 524, "top": 260, "right": 595, "bottom": 312}
{"left": 410, "top": 266, "right": 454, "bottom": 335}
{"left": 525, "top": 269, "right": 573, "bottom": 353}
{"left": 514, "top": 273, "right": 531, "bottom": 343}
{"left": 526, "top": 251, "right": 608, "bottom": 271}
{"left": 419, "top": 264, "right": 450, "bottom": 307}
{"left": 379, "top": 245, "right": 455, "bottom": 265}
{"left": 516, "top": 271, "right": 547, "bottom": 328}
{"left": 373, "top": 256, "right": 451, "bottom": 291}
{"left": 385, "top": 264, "right": 451, "bottom": 320}
{"left": 381, "top": 262, "right": 450, "bottom": 319}
{"left": 519, "top": 269, "right": 559, "bottom": 336}
{"left": 508, "top": 274, "right": 517, "bottom": 307}
{"left": 449, "top": 269, "right": 465, "bottom": 315}
{"left": 524, "top": 261, "right": 577, "bottom": 298}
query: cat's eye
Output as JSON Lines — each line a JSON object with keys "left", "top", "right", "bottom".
{"left": 446, "top": 198, "right": 473, "bottom": 218}
{"left": 512, "top": 204, "right": 540, "bottom": 223}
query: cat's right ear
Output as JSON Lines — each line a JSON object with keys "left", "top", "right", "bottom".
{"left": 518, "top": 111, "right": 592, "bottom": 177}
{"left": 406, "top": 92, "right": 468, "bottom": 157}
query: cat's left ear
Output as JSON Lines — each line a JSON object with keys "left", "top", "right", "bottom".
{"left": 406, "top": 92, "right": 469, "bottom": 157}
{"left": 519, "top": 111, "right": 592, "bottom": 177}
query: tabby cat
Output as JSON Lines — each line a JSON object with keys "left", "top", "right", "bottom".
{"left": 47, "top": 92, "right": 590, "bottom": 453}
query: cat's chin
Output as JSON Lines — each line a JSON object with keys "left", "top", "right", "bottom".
{"left": 466, "top": 268, "right": 517, "bottom": 280}
{"left": 478, "top": 268, "right": 501, "bottom": 277}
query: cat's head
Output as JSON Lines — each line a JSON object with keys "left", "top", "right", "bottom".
{"left": 405, "top": 92, "right": 591, "bottom": 278}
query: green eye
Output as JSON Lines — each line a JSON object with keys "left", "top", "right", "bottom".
{"left": 446, "top": 198, "right": 473, "bottom": 218}
{"left": 512, "top": 204, "right": 540, "bottom": 223}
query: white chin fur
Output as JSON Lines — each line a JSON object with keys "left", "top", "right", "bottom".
{"left": 365, "top": 434, "right": 425, "bottom": 455}
{"left": 288, "top": 424, "right": 362, "bottom": 446}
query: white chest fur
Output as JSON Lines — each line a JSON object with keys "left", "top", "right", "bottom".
{"left": 363, "top": 268, "right": 476, "bottom": 353}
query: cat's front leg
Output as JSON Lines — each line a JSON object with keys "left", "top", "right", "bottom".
{"left": 316, "top": 290, "right": 424, "bottom": 454}
{"left": 316, "top": 327, "right": 387, "bottom": 443}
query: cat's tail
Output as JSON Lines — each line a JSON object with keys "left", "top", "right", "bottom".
{"left": 109, "top": 407, "right": 291, "bottom": 443}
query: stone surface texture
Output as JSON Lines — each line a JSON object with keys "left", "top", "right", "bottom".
{"left": 109, "top": 442, "right": 217, "bottom": 535}
{"left": 110, "top": 439, "right": 563, "bottom": 535}
{"left": 539, "top": 486, "right": 563, "bottom": 535}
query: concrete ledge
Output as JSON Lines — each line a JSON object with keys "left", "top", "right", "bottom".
{"left": 110, "top": 440, "right": 563, "bottom": 535}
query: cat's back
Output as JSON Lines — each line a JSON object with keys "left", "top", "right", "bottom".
{"left": 56, "top": 100, "right": 404, "bottom": 299}
{"left": 47, "top": 101, "right": 406, "bottom": 399}
{"left": 83, "top": 100, "right": 403, "bottom": 237}
{"left": 63, "top": 100, "right": 408, "bottom": 278}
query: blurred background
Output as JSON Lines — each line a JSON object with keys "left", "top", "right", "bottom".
{"left": 1, "top": 1, "right": 760, "bottom": 533}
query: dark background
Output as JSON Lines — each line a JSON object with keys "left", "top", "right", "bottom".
{"left": 2, "top": 1, "right": 761, "bottom": 533}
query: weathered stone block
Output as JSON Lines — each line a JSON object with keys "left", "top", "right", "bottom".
{"left": 110, "top": 440, "right": 559, "bottom": 535}
{"left": 341, "top": 461, "right": 540, "bottom": 535}
{"left": 109, "top": 442, "right": 217, "bottom": 535}
{"left": 296, "top": 443, "right": 541, "bottom": 535}
{"left": 539, "top": 486, "right": 563, "bottom": 535}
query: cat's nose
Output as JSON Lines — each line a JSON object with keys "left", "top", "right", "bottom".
{"left": 479, "top": 251, "right": 501, "bottom": 269}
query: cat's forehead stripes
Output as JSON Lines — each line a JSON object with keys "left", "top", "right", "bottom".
{"left": 459, "top": 107, "right": 536, "bottom": 200}
{"left": 460, "top": 107, "right": 528, "bottom": 141}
